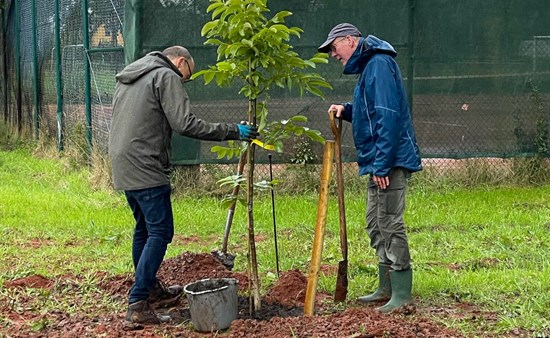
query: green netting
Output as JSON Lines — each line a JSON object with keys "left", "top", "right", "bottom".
{"left": 1, "top": 0, "right": 550, "bottom": 167}
{"left": 412, "top": 0, "right": 550, "bottom": 157}
{"left": 1, "top": 4, "right": 6, "bottom": 124}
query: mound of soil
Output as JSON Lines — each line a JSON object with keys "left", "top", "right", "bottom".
{"left": 1, "top": 251, "right": 467, "bottom": 337}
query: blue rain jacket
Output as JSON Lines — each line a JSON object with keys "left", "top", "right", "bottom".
{"left": 341, "top": 36, "right": 422, "bottom": 177}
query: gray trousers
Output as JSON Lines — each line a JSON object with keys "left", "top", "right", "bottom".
{"left": 366, "top": 167, "right": 411, "bottom": 271}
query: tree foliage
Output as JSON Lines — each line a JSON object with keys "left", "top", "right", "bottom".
{"left": 198, "top": 0, "right": 331, "bottom": 98}
{"left": 194, "top": 0, "right": 332, "bottom": 158}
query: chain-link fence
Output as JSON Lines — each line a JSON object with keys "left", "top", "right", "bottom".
{"left": 2, "top": 0, "right": 550, "bottom": 182}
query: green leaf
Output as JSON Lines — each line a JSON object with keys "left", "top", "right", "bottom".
{"left": 201, "top": 21, "right": 219, "bottom": 37}
{"left": 217, "top": 62, "right": 234, "bottom": 71}
{"left": 219, "top": 147, "right": 228, "bottom": 159}
{"left": 289, "top": 115, "right": 308, "bottom": 123}
{"left": 305, "top": 129, "right": 325, "bottom": 144}
{"left": 271, "top": 10, "right": 292, "bottom": 23}
{"left": 306, "top": 86, "right": 323, "bottom": 98}
{"left": 274, "top": 79, "right": 284, "bottom": 88}
{"left": 220, "top": 195, "right": 237, "bottom": 209}
{"left": 310, "top": 55, "right": 329, "bottom": 64}
{"left": 254, "top": 180, "right": 272, "bottom": 190}
{"left": 212, "top": 5, "right": 226, "bottom": 19}
{"left": 303, "top": 60, "right": 315, "bottom": 68}
{"left": 206, "top": 1, "right": 224, "bottom": 13}
{"left": 309, "top": 79, "right": 333, "bottom": 89}
{"left": 274, "top": 140, "right": 284, "bottom": 152}
{"left": 203, "top": 71, "right": 215, "bottom": 84}
{"left": 205, "top": 38, "right": 224, "bottom": 46}
{"left": 211, "top": 146, "right": 227, "bottom": 159}
{"left": 217, "top": 174, "right": 246, "bottom": 188}
{"left": 229, "top": 44, "right": 241, "bottom": 56}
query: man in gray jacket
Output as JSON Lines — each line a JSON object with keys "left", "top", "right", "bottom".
{"left": 109, "top": 46, "right": 258, "bottom": 325}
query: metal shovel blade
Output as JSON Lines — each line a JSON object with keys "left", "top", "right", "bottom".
{"left": 334, "top": 259, "right": 348, "bottom": 301}
{"left": 211, "top": 250, "right": 236, "bottom": 271}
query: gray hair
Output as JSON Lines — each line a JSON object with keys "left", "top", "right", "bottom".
{"left": 162, "top": 46, "right": 193, "bottom": 61}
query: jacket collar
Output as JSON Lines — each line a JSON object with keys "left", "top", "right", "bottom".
{"left": 149, "top": 51, "right": 184, "bottom": 78}
{"left": 343, "top": 35, "right": 397, "bottom": 75}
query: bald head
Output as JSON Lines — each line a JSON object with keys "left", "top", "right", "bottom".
{"left": 162, "top": 46, "right": 192, "bottom": 60}
{"left": 162, "top": 46, "right": 195, "bottom": 82}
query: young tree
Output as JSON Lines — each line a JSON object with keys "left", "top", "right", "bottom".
{"left": 195, "top": 0, "right": 331, "bottom": 311}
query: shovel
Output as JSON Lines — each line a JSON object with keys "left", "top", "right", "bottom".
{"left": 330, "top": 110, "right": 348, "bottom": 302}
{"left": 211, "top": 151, "right": 247, "bottom": 271}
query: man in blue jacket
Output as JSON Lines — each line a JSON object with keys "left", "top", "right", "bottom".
{"left": 319, "top": 23, "right": 422, "bottom": 313}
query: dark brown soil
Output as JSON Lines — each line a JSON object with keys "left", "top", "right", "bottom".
{"left": 0, "top": 251, "right": 521, "bottom": 337}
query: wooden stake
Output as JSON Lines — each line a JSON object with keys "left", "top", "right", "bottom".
{"left": 304, "top": 140, "right": 334, "bottom": 316}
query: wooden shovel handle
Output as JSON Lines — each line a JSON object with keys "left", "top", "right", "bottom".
{"left": 329, "top": 111, "right": 348, "bottom": 261}
{"left": 329, "top": 110, "right": 342, "bottom": 138}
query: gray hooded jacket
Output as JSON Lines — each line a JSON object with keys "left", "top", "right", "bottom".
{"left": 109, "top": 51, "right": 240, "bottom": 190}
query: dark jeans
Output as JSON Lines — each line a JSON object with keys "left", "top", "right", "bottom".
{"left": 365, "top": 168, "right": 411, "bottom": 271}
{"left": 124, "top": 184, "right": 174, "bottom": 304}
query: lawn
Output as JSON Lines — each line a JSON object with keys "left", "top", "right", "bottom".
{"left": 1, "top": 146, "right": 550, "bottom": 337}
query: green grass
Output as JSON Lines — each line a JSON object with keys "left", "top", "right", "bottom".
{"left": 1, "top": 145, "right": 550, "bottom": 337}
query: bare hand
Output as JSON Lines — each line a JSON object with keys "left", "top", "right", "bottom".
{"left": 328, "top": 104, "right": 345, "bottom": 118}
{"left": 373, "top": 175, "right": 390, "bottom": 189}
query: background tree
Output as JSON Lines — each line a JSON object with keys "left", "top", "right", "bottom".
{"left": 194, "top": 0, "right": 332, "bottom": 311}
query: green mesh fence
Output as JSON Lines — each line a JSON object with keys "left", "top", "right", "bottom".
{"left": 87, "top": 0, "right": 125, "bottom": 151}
{"left": 412, "top": 0, "right": 550, "bottom": 158}
{"left": 1, "top": 0, "right": 550, "bottom": 175}
{"left": 1, "top": 4, "right": 6, "bottom": 124}
{"left": 35, "top": 0, "right": 57, "bottom": 139}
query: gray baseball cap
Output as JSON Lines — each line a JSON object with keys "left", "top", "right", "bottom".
{"left": 318, "top": 23, "right": 362, "bottom": 53}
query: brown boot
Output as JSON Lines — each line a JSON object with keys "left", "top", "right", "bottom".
{"left": 148, "top": 281, "right": 183, "bottom": 309}
{"left": 125, "top": 300, "right": 171, "bottom": 325}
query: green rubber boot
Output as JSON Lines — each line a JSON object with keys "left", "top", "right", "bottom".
{"left": 376, "top": 268, "right": 413, "bottom": 313}
{"left": 357, "top": 264, "right": 391, "bottom": 303}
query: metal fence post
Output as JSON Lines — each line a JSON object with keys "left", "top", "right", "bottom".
{"left": 14, "top": 0, "right": 21, "bottom": 131}
{"left": 1, "top": 6, "right": 7, "bottom": 124}
{"left": 82, "top": 0, "right": 92, "bottom": 153}
{"left": 54, "top": 0, "right": 63, "bottom": 151}
{"left": 31, "top": 0, "right": 40, "bottom": 138}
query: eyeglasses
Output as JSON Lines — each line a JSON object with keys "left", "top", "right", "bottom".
{"left": 183, "top": 58, "right": 193, "bottom": 83}
{"left": 330, "top": 37, "right": 347, "bottom": 52}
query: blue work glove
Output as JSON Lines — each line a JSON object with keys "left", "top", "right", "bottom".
{"left": 237, "top": 122, "right": 259, "bottom": 142}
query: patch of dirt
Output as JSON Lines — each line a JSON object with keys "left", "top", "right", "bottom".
{"left": 1, "top": 251, "right": 500, "bottom": 337}
{"left": 172, "top": 234, "right": 204, "bottom": 245}
{"left": 3, "top": 274, "right": 53, "bottom": 289}
{"left": 22, "top": 238, "right": 55, "bottom": 249}
{"left": 264, "top": 268, "right": 331, "bottom": 308}
{"left": 158, "top": 251, "right": 251, "bottom": 292}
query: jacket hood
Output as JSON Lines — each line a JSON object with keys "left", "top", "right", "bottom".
{"left": 344, "top": 35, "right": 397, "bottom": 75}
{"left": 115, "top": 51, "right": 183, "bottom": 84}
